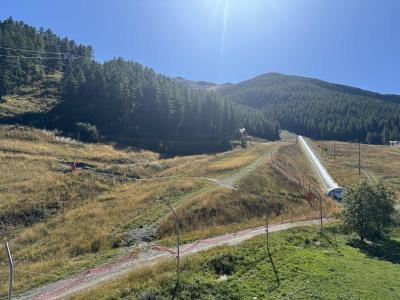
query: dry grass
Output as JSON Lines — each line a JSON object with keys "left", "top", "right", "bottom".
{"left": 0, "top": 127, "right": 344, "bottom": 297}
{"left": 308, "top": 139, "right": 400, "bottom": 199}
{"left": 157, "top": 143, "right": 267, "bottom": 179}
{"left": 0, "top": 73, "right": 61, "bottom": 118}
{"left": 157, "top": 141, "right": 340, "bottom": 245}
{"left": 0, "top": 126, "right": 276, "bottom": 296}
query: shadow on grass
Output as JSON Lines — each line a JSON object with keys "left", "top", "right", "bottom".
{"left": 267, "top": 248, "right": 280, "bottom": 291}
{"left": 320, "top": 231, "right": 343, "bottom": 256}
{"left": 348, "top": 237, "right": 400, "bottom": 264}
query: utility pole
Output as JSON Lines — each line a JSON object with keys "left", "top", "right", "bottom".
{"left": 321, "top": 141, "right": 323, "bottom": 156}
{"left": 333, "top": 140, "right": 336, "bottom": 162}
{"left": 319, "top": 193, "right": 323, "bottom": 231}
{"left": 264, "top": 197, "right": 279, "bottom": 286}
{"left": 314, "top": 191, "right": 323, "bottom": 231}
{"left": 358, "top": 142, "right": 361, "bottom": 177}
{"left": 265, "top": 198, "right": 269, "bottom": 250}
{"left": 4, "top": 238, "right": 14, "bottom": 300}
{"left": 165, "top": 201, "right": 181, "bottom": 299}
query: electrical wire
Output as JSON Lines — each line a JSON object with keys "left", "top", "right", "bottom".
{"left": 0, "top": 53, "right": 80, "bottom": 60}
{"left": 0, "top": 45, "right": 86, "bottom": 57}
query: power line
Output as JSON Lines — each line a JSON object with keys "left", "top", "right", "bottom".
{"left": 0, "top": 53, "right": 77, "bottom": 60}
{"left": 0, "top": 45, "right": 86, "bottom": 57}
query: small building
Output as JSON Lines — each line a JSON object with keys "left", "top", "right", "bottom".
{"left": 233, "top": 128, "right": 248, "bottom": 139}
{"left": 238, "top": 128, "right": 247, "bottom": 136}
{"left": 389, "top": 141, "right": 400, "bottom": 147}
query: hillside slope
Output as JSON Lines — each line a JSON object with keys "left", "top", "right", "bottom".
{"left": 217, "top": 72, "right": 400, "bottom": 108}
{"left": 0, "top": 18, "right": 280, "bottom": 154}
{"left": 217, "top": 73, "right": 400, "bottom": 144}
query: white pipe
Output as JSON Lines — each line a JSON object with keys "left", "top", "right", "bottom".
{"left": 298, "top": 136, "right": 339, "bottom": 191}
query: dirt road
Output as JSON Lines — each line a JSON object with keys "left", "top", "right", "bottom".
{"left": 16, "top": 218, "right": 326, "bottom": 300}
{"left": 15, "top": 142, "right": 279, "bottom": 300}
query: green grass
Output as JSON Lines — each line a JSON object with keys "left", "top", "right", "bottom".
{"left": 72, "top": 224, "right": 400, "bottom": 300}
{"left": 0, "top": 126, "right": 293, "bottom": 297}
{"left": 0, "top": 126, "right": 396, "bottom": 298}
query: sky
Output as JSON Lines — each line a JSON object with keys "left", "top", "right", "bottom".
{"left": 1, "top": 0, "right": 399, "bottom": 94}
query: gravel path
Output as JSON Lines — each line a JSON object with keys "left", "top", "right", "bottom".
{"left": 15, "top": 144, "right": 277, "bottom": 299}
{"left": 16, "top": 218, "right": 327, "bottom": 300}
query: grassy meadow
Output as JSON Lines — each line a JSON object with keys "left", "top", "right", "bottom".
{"left": 71, "top": 224, "right": 400, "bottom": 300}
{"left": 308, "top": 139, "right": 400, "bottom": 199}
{"left": 0, "top": 125, "right": 327, "bottom": 297}
{"left": 0, "top": 126, "right": 398, "bottom": 298}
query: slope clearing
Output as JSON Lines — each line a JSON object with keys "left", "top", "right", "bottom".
{"left": 0, "top": 126, "right": 329, "bottom": 298}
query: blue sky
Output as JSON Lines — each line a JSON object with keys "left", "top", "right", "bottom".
{"left": 1, "top": 0, "right": 399, "bottom": 94}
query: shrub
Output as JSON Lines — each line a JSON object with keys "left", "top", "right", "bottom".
{"left": 340, "top": 181, "right": 396, "bottom": 242}
{"left": 208, "top": 254, "right": 240, "bottom": 275}
{"left": 91, "top": 239, "right": 101, "bottom": 253}
{"left": 75, "top": 122, "right": 99, "bottom": 142}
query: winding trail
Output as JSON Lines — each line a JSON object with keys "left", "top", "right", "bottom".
{"left": 16, "top": 218, "right": 327, "bottom": 300}
{"left": 66, "top": 144, "right": 275, "bottom": 190}
{"left": 16, "top": 143, "right": 278, "bottom": 299}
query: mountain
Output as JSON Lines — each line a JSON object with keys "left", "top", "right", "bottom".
{"left": 172, "top": 77, "right": 232, "bottom": 91}
{"left": 0, "top": 18, "right": 279, "bottom": 155}
{"left": 217, "top": 72, "right": 400, "bottom": 107}
{"left": 1, "top": 18, "right": 399, "bottom": 148}
{"left": 216, "top": 73, "right": 400, "bottom": 144}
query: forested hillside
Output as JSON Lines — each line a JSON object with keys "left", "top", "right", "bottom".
{"left": 0, "top": 17, "right": 92, "bottom": 98}
{"left": 217, "top": 73, "right": 400, "bottom": 144}
{"left": 0, "top": 18, "right": 279, "bottom": 154}
{"left": 2, "top": 18, "right": 400, "bottom": 148}
{"left": 55, "top": 58, "right": 278, "bottom": 149}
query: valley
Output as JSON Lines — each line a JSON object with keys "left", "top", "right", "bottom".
{"left": 0, "top": 125, "right": 336, "bottom": 298}
{"left": 0, "top": 13, "right": 400, "bottom": 300}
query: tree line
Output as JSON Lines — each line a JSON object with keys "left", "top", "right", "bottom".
{"left": 0, "top": 17, "right": 92, "bottom": 99}
{"left": 0, "top": 18, "right": 279, "bottom": 154}
{"left": 2, "top": 18, "right": 400, "bottom": 151}
{"left": 55, "top": 57, "right": 278, "bottom": 153}
{"left": 218, "top": 73, "right": 400, "bottom": 144}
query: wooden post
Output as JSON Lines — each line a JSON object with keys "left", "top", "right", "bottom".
{"left": 165, "top": 202, "right": 180, "bottom": 299}
{"left": 319, "top": 193, "right": 323, "bottom": 231}
{"left": 4, "top": 238, "right": 13, "bottom": 300}
{"left": 266, "top": 199, "right": 269, "bottom": 250}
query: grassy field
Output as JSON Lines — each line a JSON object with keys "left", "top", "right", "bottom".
{"left": 71, "top": 224, "right": 400, "bottom": 300}
{"left": 0, "top": 127, "right": 398, "bottom": 298}
{"left": 0, "top": 73, "right": 61, "bottom": 118}
{"left": 0, "top": 72, "right": 399, "bottom": 299}
{"left": 307, "top": 139, "right": 400, "bottom": 199}
{"left": 0, "top": 126, "right": 328, "bottom": 297}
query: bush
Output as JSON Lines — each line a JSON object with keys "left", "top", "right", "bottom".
{"left": 91, "top": 239, "right": 101, "bottom": 253}
{"left": 340, "top": 181, "right": 396, "bottom": 242}
{"left": 208, "top": 254, "right": 240, "bottom": 275}
{"left": 75, "top": 122, "right": 99, "bottom": 142}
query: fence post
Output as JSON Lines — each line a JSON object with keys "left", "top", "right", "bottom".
{"left": 165, "top": 201, "right": 181, "bottom": 299}
{"left": 4, "top": 238, "right": 13, "bottom": 300}
{"left": 318, "top": 193, "right": 323, "bottom": 231}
